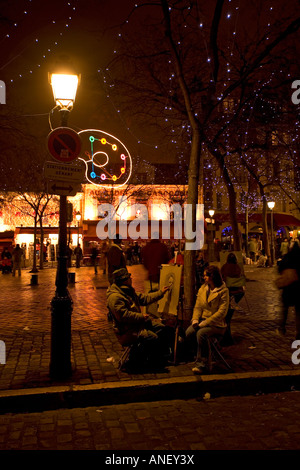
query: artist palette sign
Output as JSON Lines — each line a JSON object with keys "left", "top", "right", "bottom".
{"left": 78, "top": 129, "right": 132, "bottom": 188}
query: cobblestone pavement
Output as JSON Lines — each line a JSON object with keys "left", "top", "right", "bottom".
{"left": 0, "top": 391, "right": 299, "bottom": 450}
{"left": 0, "top": 262, "right": 300, "bottom": 392}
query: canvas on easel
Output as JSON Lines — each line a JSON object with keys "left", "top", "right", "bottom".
{"left": 157, "top": 264, "right": 182, "bottom": 316}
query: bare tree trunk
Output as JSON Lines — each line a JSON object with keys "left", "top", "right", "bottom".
{"left": 31, "top": 215, "right": 38, "bottom": 273}
{"left": 39, "top": 218, "right": 44, "bottom": 270}
{"left": 210, "top": 149, "right": 241, "bottom": 252}
{"left": 183, "top": 129, "right": 201, "bottom": 324}
{"left": 227, "top": 184, "right": 241, "bottom": 251}
{"left": 260, "top": 192, "right": 271, "bottom": 265}
{"left": 245, "top": 205, "right": 249, "bottom": 257}
{"left": 160, "top": 0, "right": 203, "bottom": 324}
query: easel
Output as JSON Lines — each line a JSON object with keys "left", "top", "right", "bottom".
{"left": 172, "top": 283, "right": 184, "bottom": 364}
{"left": 157, "top": 263, "right": 183, "bottom": 365}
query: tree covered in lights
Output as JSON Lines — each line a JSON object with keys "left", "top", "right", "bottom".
{"left": 101, "top": 0, "right": 300, "bottom": 318}
{"left": 0, "top": 104, "right": 57, "bottom": 271}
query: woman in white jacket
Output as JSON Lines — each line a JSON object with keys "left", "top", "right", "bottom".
{"left": 185, "top": 265, "right": 229, "bottom": 374}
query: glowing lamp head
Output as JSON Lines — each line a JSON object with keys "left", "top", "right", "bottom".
{"left": 75, "top": 211, "right": 81, "bottom": 222}
{"left": 50, "top": 72, "right": 79, "bottom": 110}
{"left": 208, "top": 210, "right": 215, "bottom": 218}
{"left": 267, "top": 201, "right": 275, "bottom": 210}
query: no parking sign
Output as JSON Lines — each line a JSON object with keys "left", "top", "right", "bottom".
{"left": 47, "top": 127, "right": 82, "bottom": 163}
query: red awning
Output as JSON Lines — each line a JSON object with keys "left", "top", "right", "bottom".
{"left": 212, "top": 212, "right": 300, "bottom": 228}
{"left": 0, "top": 231, "right": 14, "bottom": 239}
{"left": 273, "top": 213, "right": 300, "bottom": 228}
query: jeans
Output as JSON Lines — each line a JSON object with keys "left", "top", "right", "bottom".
{"left": 185, "top": 324, "right": 226, "bottom": 368}
{"left": 127, "top": 321, "right": 173, "bottom": 367}
{"left": 278, "top": 299, "right": 300, "bottom": 339}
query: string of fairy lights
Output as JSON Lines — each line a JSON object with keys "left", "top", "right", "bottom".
{"left": 0, "top": 0, "right": 78, "bottom": 83}
{"left": 107, "top": 0, "right": 298, "bottom": 208}
{"left": 2, "top": 0, "right": 299, "bottom": 210}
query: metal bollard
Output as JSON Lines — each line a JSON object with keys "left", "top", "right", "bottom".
{"left": 68, "top": 272, "right": 76, "bottom": 284}
{"left": 30, "top": 274, "right": 38, "bottom": 285}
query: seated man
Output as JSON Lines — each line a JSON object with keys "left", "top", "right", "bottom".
{"left": 107, "top": 268, "right": 171, "bottom": 370}
{"left": 185, "top": 265, "right": 229, "bottom": 374}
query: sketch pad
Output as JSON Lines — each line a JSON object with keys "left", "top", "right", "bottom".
{"left": 157, "top": 264, "right": 182, "bottom": 316}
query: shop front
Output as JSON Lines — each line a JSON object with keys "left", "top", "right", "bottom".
{"left": 14, "top": 225, "right": 82, "bottom": 264}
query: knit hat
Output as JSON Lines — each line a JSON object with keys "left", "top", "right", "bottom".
{"left": 113, "top": 268, "right": 131, "bottom": 284}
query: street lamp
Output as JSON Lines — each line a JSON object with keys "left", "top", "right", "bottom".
{"left": 76, "top": 211, "right": 81, "bottom": 245}
{"left": 208, "top": 210, "right": 215, "bottom": 262}
{"left": 267, "top": 201, "right": 275, "bottom": 266}
{"left": 50, "top": 72, "right": 79, "bottom": 125}
{"left": 49, "top": 70, "right": 79, "bottom": 379}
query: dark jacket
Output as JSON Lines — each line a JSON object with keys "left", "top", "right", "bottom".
{"left": 107, "top": 284, "right": 164, "bottom": 346}
{"left": 107, "top": 243, "right": 126, "bottom": 283}
{"left": 142, "top": 240, "right": 170, "bottom": 283}
{"left": 278, "top": 243, "right": 300, "bottom": 306}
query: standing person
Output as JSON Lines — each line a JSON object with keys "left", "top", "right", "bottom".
{"left": 275, "top": 242, "right": 300, "bottom": 339}
{"left": 248, "top": 237, "right": 257, "bottom": 262}
{"left": 1, "top": 247, "right": 12, "bottom": 274}
{"left": 280, "top": 238, "right": 289, "bottom": 258}
{"left": 185, "top": 265, "right": 229, "bottom": 374}
{"left": 141, "top": 235, "right": 171, "bottom": 286}
{"left": 125, "top": 243, "right": 133, "bottom": 266}
{"left": 66, "top": 243, "right": 73, "bottom": 268}
{"left": 195, "top": 251, "right": 208, "bottom": 291}
{"left": 74, "top": 244, "right": 83, "bottom": 268}
{"left": 107, "top": 235, "right": 126, "bottom": 284}
{"left": 100, "top": 240, "right": 109, "bottom": 274}
{"left": 141, "top": 234, "right": 171, "bottom": 318}
{"left": 90, "top": 244, "right": 99, "bottom": 274}
{"left": 132, "top": 242, "right": 140, "bottom": 264}
{"left": 12, "top": 244, "right": 24, "bottom": 277}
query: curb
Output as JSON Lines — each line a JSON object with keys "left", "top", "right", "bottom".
{"left": 1, "top": 370, "right": 300, "bottom": 414}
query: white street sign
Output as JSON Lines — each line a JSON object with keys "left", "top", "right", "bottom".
{"left": 47, "top": 180, "right": 81, "bottom": 196}
{"left": 44, "top": 161, "right": 85, "bottom": 183}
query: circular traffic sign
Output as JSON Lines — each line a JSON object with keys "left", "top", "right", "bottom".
{"left": 47, "top": 127, "right": 82, "bottom": 163}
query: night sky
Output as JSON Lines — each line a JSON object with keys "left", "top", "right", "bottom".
{"left": 0, "top": 0, "right": 137, "bottom": 144}
{"left": 1, "top": 0, "right": 300, "bottom": 169}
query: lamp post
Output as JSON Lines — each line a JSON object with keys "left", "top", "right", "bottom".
{"left": 49, "top": 70, "right": 79, "bottom": 379}
{"left": 76, "top": 211, "right": 81, "bottom": 245}
{"left": 268, "top": 201, "right": 275, "bottom": 266}
{"left": 208, "top": 209, "right": 215, "bottom": 262}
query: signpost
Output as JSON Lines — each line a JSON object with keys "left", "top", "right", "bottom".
{"left": 46, "top": 127, "right": 83, "bottom": 377}
{"left": 47, "top": 127, "right": 82, "bottom": 163}
{"left": 45, "top": 131, "right": 85, "bottom": 198}
{"left": 47, "top": 181, "right": 81, "bottom": 196}
{"left": 44, "top": 161, "right": 85, "bottom": 183}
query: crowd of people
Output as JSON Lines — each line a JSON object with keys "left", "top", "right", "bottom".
{"left": 2, "top": 233, "right": 300, "bottom": 375}
{"left": 244, "top": 235, "right": 300, "bottom": 267}
{"left": 104, "top": 236, "right": 240, "bottom": 374}
{"left": 1, "top": 244, "right": 24, "bottom": 276}
{"left": 104, "top": 234, "right": 300, "bottom": 375}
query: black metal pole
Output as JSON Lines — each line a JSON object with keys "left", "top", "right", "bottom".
{"left": 270, "top": 210, "right": 274, "bottom": 266}
{"left": 50, "top": 109, "right": 73, "bottom": 380}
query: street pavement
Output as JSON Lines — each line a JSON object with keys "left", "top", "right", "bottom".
{"left": 0, "top": 261, "right": 300, "bottom": 416}
{"left": 0, "top": 391, "right": 300, "bottom": 450}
